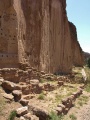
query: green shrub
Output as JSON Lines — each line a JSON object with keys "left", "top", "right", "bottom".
{"left": 48, "top": 111, "right": 64, "bottom": 120}
{"left": 38, "top": 93, "right": 45, "bottom": 100}
{"left": 8, "top": 110, "right": 17, "bottom": 120}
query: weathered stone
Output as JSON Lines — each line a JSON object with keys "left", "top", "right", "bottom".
{"left": 79, "top": 84, "right": 85, "bottom": 89}
{"left": 20, "top": 116, "right": 26, "bottom": 120}
{"left": 16, "top": 106, "right": 28, "bottom": 117}
{"left": 62, "top": 98, "right": 69, "bottom": 105}
{"left": 14, "top": 84, "right": 22, "bottom": 90}
{"left": 24, "top": 113, "right": 39, "bottom": 120}
{"left": 68, "top": 95, "right": 75, "bottom": 101}
{"left": 28, "top": 105, "right": 49, "bottom": 120}
{"left": 30, "top": 79, "right": 39, "bottom": 85}
{"left": 1, "top": 81, "right": 15, "bottom": 91}
{"left": 58, "top": 81, "right": 64, "bottom": 86}
{"left": 22, "top": 86, "right": 30, "bottom": 95}
{"left": 20, "top": 99, "right": 29, "bottom": 106}
{"left": 72, "top": 92, "right": 78, "bottom": 98}
{"left": 3, "top": 93, "right": 14, "bottom": 101}
{"left": 55, "top": 107, "right": 63, "bottom": 115}
{"left": 12, "top": 90, "right": 22, "bottom": 101}
{"left": 57, "top": 104, "right": 65, "bottom": 110}
{"left": 23, "top": 95, "right": 35, "bottom": 100}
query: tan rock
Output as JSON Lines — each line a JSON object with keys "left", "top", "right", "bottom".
{"left": 30, "top": 79, "right": 39, "bottom": 85}
{"left": 12, "top": 90, "right": 22, "bottom": 101}
{"left": 16, "top": 106, "right": 28, "bottom": 117}
{"left": 20, "top": 99, "right": 29, "bottom": 106}
{"left": 20, "top": 116, "right": 26, "bottom": 120}
{"left": 1, "top": 81, "right": 15, "bottom": 91}
{"left": 55, "top": 107, "right": 63, "bottom": 114}
{"left": 24, "top": 113, "right": 39, "bottom": 120}
{"left": 3, "top": 93, "right": 14, "bottom": 101}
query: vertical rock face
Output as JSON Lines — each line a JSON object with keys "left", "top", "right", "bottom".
{"left": 0, "top": 0, "right": 84, "bottom": 73}
{"left": 0, "top": 0, "right": 18, "bottom": 67}
{"left": 15, "top": 0, "right": 72, "bottom": 74}
{"left": 69, "top": 22, "right": 84, "bottom": 67}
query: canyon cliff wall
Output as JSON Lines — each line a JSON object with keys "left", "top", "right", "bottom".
{"left": 69, "top": 22, "right": 84, "bottom": 67}
{"left": 0, "top": 0, "right": 84, "bottom": 73}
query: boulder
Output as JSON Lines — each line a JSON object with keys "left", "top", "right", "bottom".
{"left": 12, "top": 90, "right": 22, "bottom": 101}
{"left": 1, "top": 81, "right": 15, "bottom": 92}
{"left": 3, "top": 93, "right": 14, "bottom": 101}
{"left": 30, "top": 79, "right": 39, "bottom": 85}
{"left": 28, "top": 105, "right": 49, "bottom": 120}
{"left": 20, "top": 116, "right": 26, "bottom": 120}
{"left": 20, "top": 99, "right": 29, "bottom": 106}
{"left": 58, "top": 81, "right": 64, "bottom": 86}
{"left": 16, "top": 106, "right": 28, "bottom": 117}
{"left": 55, "top": 107, "right": 63, "bottom": 115}
{"left": 24, "top": 113, "right": 39, "bottom": 120}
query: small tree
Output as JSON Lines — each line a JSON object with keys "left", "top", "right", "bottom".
{"left": 87, "top": 58, "right": 90, "bottom": 68}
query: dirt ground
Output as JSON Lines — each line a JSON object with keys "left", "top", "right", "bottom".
{"left": 0, "top": 87, "right": 22, "bottom": 120}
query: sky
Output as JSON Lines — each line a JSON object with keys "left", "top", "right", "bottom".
{"left": 66, "top": 0, "right": 90, "bottom": 53}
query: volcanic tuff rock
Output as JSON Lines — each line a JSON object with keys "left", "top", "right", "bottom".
{"left": 69, "top": 22, "right": 84, "bottom": 67}
{"left": 0, "top": 0, "right": 84, "bottom": 74}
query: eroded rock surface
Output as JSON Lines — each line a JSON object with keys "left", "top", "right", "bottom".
{"left": 0, "top": 0, "right": 84, "bottom": 74}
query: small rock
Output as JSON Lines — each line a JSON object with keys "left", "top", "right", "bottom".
{"left": 62, "top": 98, "right": 69, "bottom": 105}
{"left": 14, "top": 84, "right": 22, "bottom": 90}
{"left": 58, "top": 81, "right": 64, "bottom": 86}
{"left": 12, "top": 90, "right": 22, "bottom": 101}
{"left": 57, "top": 104, "right": 65, "bottom": 110}
{"left": 30, "top": 79, "right": 39, "bottom": 85}
{"left": 55, "top": 107, "right": 63, "bottom": 114}
{"left": 24, "top": 113, "right": 39, "bottom": 120}
{"left": 72, "top": 92, "right": 78, "bottom": 98}
{"left": 16, "top": 106, "right": 28, "bottom": 117}
{"left": 0, "top": 78, "right": 4, "bottom": 83}
{"left": 20, "top": 99, "right": 29, "bottom": 106}
{"left": 20, "top": 116, "right": 26, "bottom": 120}
{"left": 23, "top": 95, "right": 35, "bottom": 100}
{"left": 28, "top": 105, "right": 49, "bottom": 119}
{"left": 1, "top": 81, "right": 15, "bottom": 91}
{"left": 3, "top": 93, "right": 14, "bottom": 101}
{"left": 68, "top": 95, "right": 75, "bottom": 101}
{"left": 79, "top": 84, "right": 85, "bottom": 89}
